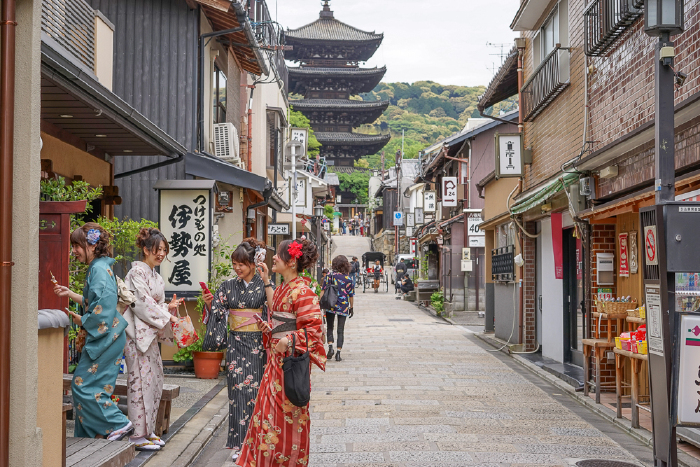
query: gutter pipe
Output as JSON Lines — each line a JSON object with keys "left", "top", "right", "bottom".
{"left": 478, "top": 108, "right": 516, "bottom": 126}
{"left": 198, "top": 26, "right": 246, "bottom": 153}
{"left": 0, "top": 0, "right": 15, "bottom": 463}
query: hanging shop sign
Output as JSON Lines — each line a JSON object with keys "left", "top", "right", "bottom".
{"left": 423, "top": 191, "right": 436, "bottom": 212}
{"left": 551, "top": 212, "right": 563, "bottom": 280}
{"left": 441, "top": 177, "right": 458, "bottom": 207}
{"left": 630, "top": 231, "right": 639, "bottom": 274}
{"left": 495, "top": 133, "right": 523, "bottom": 178}
{"left": 159, "top": 188, "right": 212, "bottom": 295}
{"left": 406, "top": 213, "right": 415, "bottom": 227}
{"left": 619, "top": 233, "right": 630, "bottom": 277}
{"left": 410, "top": 239, "right": 417, "bottom": 255}
{"left": 406, "top": 226, "right": 413, "bottom": 236}
{"left": 415, "top": 208, "right": 424, "bottom": 225}
{"left": 268, "top": 223, "right": 290, "bottom": 235}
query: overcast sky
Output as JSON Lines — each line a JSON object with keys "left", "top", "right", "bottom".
{"left": 274, "top": 0, "right": 520, "bottom": 87}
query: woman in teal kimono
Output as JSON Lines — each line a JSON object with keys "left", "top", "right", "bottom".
{"left": 54, "top": 223, "right": 133, "bottom": 440}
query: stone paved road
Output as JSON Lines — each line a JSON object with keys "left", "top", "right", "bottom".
{"left": 197, "top": 289, "right": 655, "bottom": 467}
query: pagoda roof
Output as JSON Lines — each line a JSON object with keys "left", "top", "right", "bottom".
{"left": 291, "top": 99, "right": 389, "bottom": 111}
{"left": 316, "top": 132, "right": 390, "bottom": 144}
{"left": 288, "top": 66, "right": 386, "bottom": 94}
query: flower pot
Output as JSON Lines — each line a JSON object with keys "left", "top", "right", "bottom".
{"left": 193, "top": 351, "right": 224, "bottom": 379}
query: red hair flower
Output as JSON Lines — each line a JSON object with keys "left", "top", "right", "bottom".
{"left": 288, "top": 241, "right": 303, "bottom": 259}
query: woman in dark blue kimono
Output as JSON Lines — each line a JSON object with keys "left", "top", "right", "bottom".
{"left": 54, "top": 223, "right": 133, "bottom": 440}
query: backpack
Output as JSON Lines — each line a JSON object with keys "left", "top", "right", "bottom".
{"left": 319, "top": 274, "right": 339, "bottom": 310}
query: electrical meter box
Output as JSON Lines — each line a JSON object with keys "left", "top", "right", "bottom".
{"left": 664, "top": 202, "right": 700, "bottom": 272}
{"left": 597, "top": 252, "right": 614, "bottom": 285}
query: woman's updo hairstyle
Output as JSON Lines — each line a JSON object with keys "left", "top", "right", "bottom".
{"left": 331, "top": 255, "right": 351, "bottom": 275}
{"left": 231, "top": 237, "right": 266, "bottom": 265}
{"left": 136, "top": 227, "right": 169, "bottom": 258}
{"left": 70, "top": 222, "right": 113, "bottom": 258}
{"left": 278, "top": 238, "right": 319, "bottom": 273}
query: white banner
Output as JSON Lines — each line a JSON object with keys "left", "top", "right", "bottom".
{"left": 160, "top": 190, "right": 211, "bottom": 294}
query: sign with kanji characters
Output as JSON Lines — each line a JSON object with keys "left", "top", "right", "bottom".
{"left": 160, "top": 189, "right": 211, "bottom": 295}
{"left": 415, "top": 208, "right": 424, "bottom": 224}
{"left": 406, "top": 213, "right": 415, "bottom": 227}
{"left": 466, "top": 211, "right": 483, "bottom": 237}
{"left": 619, "top": 233, "right": 630, "bottom": 277}
{"left": 442, "top": 177, "right": 458, "bottom": 207}
{"left": 597, "top": 288, "right": 613, "bottom": 301}
{"left": 410, "top": 239, "right": 417, "bottom": 255}
{"left": 495, "top": 133, "right": 523, "bottom": 178}
{"left": 423, "top": 191, "right": 436, "bottom": 212}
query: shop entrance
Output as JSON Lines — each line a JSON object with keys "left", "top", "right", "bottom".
{"left": 563, "top": 228, "right": 585, "bottom": 367}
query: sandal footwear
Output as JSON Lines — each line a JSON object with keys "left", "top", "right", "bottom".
{"left": 107, "top": 421, "right": 134, "bottom": 441}
{"left": 134, "top": 440, "right": 161, "bottom": 452}
{"left": 147, "top": 433, "right": 165, "bottom": 447}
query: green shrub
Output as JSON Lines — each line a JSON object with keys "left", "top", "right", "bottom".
{"left": 431, "top": 289, "right": 445, "bottom": 315}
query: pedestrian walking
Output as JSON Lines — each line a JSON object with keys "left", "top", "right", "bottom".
{"left": 342, "top": 219, "right": 347, "bottom": 235}
{"left": 372, "top": 259, "right": 383, "bottom": 293}
{"left": 236, "top": 239, "right": 326, "bottom": 467}
{"left": 321, "top": 256, "right": 355, "bottom": 362}
{"left": 202, "top": 238, "right": 269, "bottom": 461}
{"left": 351, "top": 256, "right": 360, "bottom": 289}
{"left": 53, "top": 223, "right": 133, "bottom": 440}
{"left": 122, "top": 228, "right": 181, "bottom": 451}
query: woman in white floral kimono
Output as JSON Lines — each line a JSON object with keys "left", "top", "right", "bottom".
{"left": 123, "top": 228, "right": 182, "bottom": 451}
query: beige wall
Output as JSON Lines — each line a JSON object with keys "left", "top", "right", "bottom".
{"left": 93, "top": 13, "right": 114, "bottom": 91}
{"left": 11, "top": 0, "right": 43, "bottom": 465}
{"left": 41, "top": 132, "right": 111, "bottom": 187}
{"left": 483, "top": 177, "right": 519, "bottom": 221}
{"left": 37, "top": 328, "right": 65, "bottom": 467}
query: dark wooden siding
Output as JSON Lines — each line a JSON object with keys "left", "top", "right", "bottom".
{"left": 87, "top": 0, "right": 199, "bottom": 221}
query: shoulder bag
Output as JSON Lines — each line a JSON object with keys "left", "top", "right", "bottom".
{"left": 282, "top": 329, "right": 311, "bottom": 407}
{"left": 171, "top": 303, "right": 199, "bottom": 349}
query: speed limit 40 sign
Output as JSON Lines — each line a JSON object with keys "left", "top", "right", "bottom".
{"left": 466, "top": 210, "right": 483, "bottom": 236}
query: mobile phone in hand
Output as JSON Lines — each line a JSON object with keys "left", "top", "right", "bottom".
{"left": 199, "top": 282, "right": 211, "bottom": 295}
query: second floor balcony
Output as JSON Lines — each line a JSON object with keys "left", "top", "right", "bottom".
{"left": 521, "top": 45, "right": 570, "bottom": 122}
{"left": 584, "top": 0, "right": 643, "bottom": 56}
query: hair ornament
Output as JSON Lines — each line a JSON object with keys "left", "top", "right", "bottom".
{"left": 86, "top": 229, "right": 101, "bottom": 245}
{"left": 300, "top": 235, "right": 307, "bottom": 240}
{"left": 288, "top": 241, "right": 303, "bottom": 259}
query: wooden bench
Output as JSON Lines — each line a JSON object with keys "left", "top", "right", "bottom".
{"left": 614, "top": 348, "right": 649, "bottom": 429}
{"left": 582, "top": 311, "right": 627, "bottom": 403}
{"left": 66, "top": 437, "right": 135, "bottom": 467}
{"left": 63, "top": 374, "right": 181, "bottom": 436}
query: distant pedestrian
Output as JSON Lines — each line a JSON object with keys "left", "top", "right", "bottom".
{"left": 397, "top": 275, "right": 414, "bottom": 299}
{"left": 395, "top": 259, "right": 407, "bottom": 293}
{"left": 53, "top": 223, "right": 133, "bottom": 440}
{"left": 342, "top": 220, "right": 347, "bottom": 235}
{"left": 123, "top": 228, "right": 181, "bottom": 451}
{"left": 372, "top": 260, "right": 382, "bottom": 293}
{"left": 321, "top": 256, "right": 354, "bottom": 362}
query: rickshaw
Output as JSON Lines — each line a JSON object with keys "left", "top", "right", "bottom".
{"left": 361, "top": 252, "right": 388, "bottom": 293}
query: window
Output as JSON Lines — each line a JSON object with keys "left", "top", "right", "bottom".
{"left": 533, "top": 0, "right": 569, "bottom": 66}
{"left": 213, "top": 64, "right": 227, "bottom": 125}
{"left": 496, "top": 222, "right": 515, "bottom": 248}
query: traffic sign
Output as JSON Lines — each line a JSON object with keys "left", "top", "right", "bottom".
{"left": 393, "top": 211, "right": 403, "bottom": 226}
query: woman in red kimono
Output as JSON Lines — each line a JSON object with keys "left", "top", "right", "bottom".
{"left": 236, "top": 238, "right": 327, "bottom": 467}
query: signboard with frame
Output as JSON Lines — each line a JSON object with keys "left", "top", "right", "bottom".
{"left": 290, "top": 127, "right": 308, "bottom": 155}
{"left": 406, "top": 226, "right": 413, "bottom": 236}
{"left": 424, "top": 191, "right": 436, "bottom": 212}
{"left": 393, "top": 211, "right": 403, "bottom": 226}
{"left": 441, "top": 177, "right": 458, "bottom": 207}
{"left": 268, "top": 223, "right": 290, "bottom": 235}
{"left": 415, "top": 208, "right": 424, "bottom": 224}
{"left": 406, "top": 213, "right": 415, "bottom": 227}
{"left": 466, "top": 210, "right": 484, "bottom": 237}
{"left": 495, "top": 133, "right": 523, "bottom": 178}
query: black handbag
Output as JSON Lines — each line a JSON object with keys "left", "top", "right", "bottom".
{"left": 282, "top": 329, "right": 311, "bottom": 407}
{"left": 319, "top": 275, "right": 338, "bottom": 310}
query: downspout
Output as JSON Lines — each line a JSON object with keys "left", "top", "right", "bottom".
{"left": 247, "top": 86, "right": 254, "bottom": 171}
{"left": 0, "top": 0, "right": 16, "bottom": 463}
{"left": 516, "top": 43, "right": 526, "bottom": 348}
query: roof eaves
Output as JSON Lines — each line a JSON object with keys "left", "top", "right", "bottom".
{"left": 477, "top": 47, "right": 519, "bottom": 112}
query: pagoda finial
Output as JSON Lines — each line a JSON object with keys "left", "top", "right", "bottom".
{"left": 320, "top": 0, "right": 333, "bottom": 18}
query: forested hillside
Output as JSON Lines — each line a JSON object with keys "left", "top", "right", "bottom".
{"left": 357, "top": 81, "right": 517, "bottom": 168}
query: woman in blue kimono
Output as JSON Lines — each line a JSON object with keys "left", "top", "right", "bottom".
{"left": 54, "top": 223, "right": 133, "bottom": 440}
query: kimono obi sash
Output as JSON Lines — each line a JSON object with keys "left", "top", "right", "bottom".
{"left": 270, "top": 312, "right": 296, "bottom": 339}
{"left": 227, "top": 308, "right": 262, "bottom": 332}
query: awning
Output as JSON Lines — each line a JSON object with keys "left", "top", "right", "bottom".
{"left": 509, "top": 173, "right": 579, "bottom": 215}
{"left": 185, "top": 152, "right": 266, "bottom": 192}
{"left": 41, "top": 37, "right": 186, "bottom": 158}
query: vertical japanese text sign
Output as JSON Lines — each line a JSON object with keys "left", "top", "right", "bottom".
{"left": 160, "top": 190, "right": 212, "bottom": 295}
{"left": 495, "top": 133, "right": 523, "bottom": 178}
{"left": 442, "top": 177, "right": 458, "bottom": 207}
{"left": 423, "top": 191, "right": 436, "bottom": 213}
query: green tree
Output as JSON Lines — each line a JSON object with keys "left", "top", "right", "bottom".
{"left": 336, "top": 171, "right": 371, "bottom": 205}
{"left": 289, "top": 108, "right": 321, "bottom": 156}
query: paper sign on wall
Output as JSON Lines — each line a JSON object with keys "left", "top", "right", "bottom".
{"left": 619, "top": 233, "right": 630, "bottom": 277}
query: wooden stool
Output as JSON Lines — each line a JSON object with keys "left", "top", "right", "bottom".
{"left": 582, "top": 311, "right": 626, "bottom": 403}
{"left": 614, "top": 348, "right": 648, "bottom": 428}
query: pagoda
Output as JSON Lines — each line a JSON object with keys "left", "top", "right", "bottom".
{"left": 284, "top": 0, "right": 390, "bottom": 167}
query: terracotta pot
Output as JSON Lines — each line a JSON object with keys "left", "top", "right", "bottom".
{"left": 193, "top": 351, "right": 224, "bottom": 379}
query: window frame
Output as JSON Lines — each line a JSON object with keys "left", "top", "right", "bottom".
{"left": 212, "top": 63, "right": 227, "bottom": 126}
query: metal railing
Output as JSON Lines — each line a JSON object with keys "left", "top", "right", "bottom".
{"left": 247, "top": 0, "right": 288, "bottom": 89}
{"left": 42, "top": 0, "right": 96, "bottom": 70}
{"left": 492, "top": 245, "right": 515, "bottom": 283}
{"left": 521, "top": 45, "right": 570, "bottom": 122}
{"left": 584, "top": 0, "right": 642, "bottom": 57}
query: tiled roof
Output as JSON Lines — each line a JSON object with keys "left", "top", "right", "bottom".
{"left": 315, "top": 132, "right": 391, "bottom": 145}
{"left": 288, "top": 66, "right": 386, "bottom": 77}
{"left": 324, "top": 172, "right": 340, "bottom": 185}
{"left": 291, "top": 99, "right": 389, "bottom": 110}
{"left": 285, "top": 16, "right": 382, "bottom": 42}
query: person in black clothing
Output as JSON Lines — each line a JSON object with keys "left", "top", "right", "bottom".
{"left": 397, "top": 275, "right": 414, "bottom": 299}
{"left": 394, "top": 259, "right": 407, "bottom": 293}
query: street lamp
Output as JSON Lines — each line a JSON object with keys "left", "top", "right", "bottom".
{"left": 642, "top": 2, "right": 684, "bottom": 466}
{"left": 313, "top": 204, "right": 325, "bottom": 280}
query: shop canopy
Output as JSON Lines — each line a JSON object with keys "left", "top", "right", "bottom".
{"left": 509, "top": 173, "right": 579, "bottom": 215}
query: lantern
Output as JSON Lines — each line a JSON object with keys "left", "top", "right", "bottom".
{"left": 644, "top": 0, "right": 684, "bottom": 37}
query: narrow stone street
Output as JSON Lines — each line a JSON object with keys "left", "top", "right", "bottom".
{"left": 195, "top": 282, "right": 656, "bottom": 466}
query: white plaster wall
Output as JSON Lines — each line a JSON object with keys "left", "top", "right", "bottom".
{"left": 539, "top": 217, "right": 564, "bottom": 362}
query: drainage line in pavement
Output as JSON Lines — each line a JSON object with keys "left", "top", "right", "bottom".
{"left": 126, "top": 380, "right": 226, "bottom": 467}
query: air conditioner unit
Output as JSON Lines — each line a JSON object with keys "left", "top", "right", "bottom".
{"left": 213, "top": 123, "right": 241, "bottom": 167}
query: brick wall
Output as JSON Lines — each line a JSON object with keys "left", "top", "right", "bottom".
{"left": 589, "top": 224, "right": 617, "bottom": 389}
{"left": 523, "top": 221, "right": 538, "bottom": 350}
{"left": 521, "top": 0, "right": 587, "bottom": 192}
{"left": 589, "top": 0, "right": 700, "bottom": 151}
